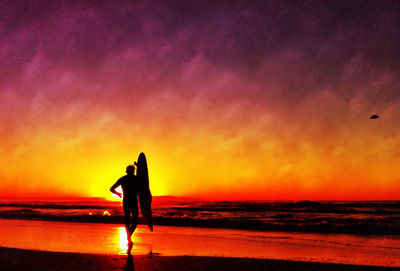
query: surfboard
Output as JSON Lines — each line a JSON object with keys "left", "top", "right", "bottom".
{"left": 136, "top": 152, "right": 153, "bottom": 232}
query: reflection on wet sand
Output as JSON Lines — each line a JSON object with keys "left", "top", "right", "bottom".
{"left": 118, "top": 226, "right": 152, "bottom": 255}
{"left": 0, "top": 219, "right": 399, "bottom": 267}
{"left": 120, "top": 230, "right": 135, "bottom": 271}
{"left": 124, "top": 255, "right": 135, "bottom": 271}
{"left": 119, "top": 227, "right": 129, "bottom": 254}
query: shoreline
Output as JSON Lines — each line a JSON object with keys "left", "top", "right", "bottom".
{"left": 1, "top": 246, "right": 399, "bottom": 271}
{"left": 1, "top": 218, "right": 399, "bottom": 267}
{"left": 1, "top": 215, "right": 399, "bottom": 236}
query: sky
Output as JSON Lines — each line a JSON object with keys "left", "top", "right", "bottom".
{"left": 0, "top": 0, "right": 399, "bottom": 200}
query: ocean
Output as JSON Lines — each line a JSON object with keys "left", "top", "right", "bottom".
{"left": 0, "top": 198, "right": 399, "bottom": 235}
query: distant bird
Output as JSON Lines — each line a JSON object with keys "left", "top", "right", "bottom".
{"left": 370, "top": 114, "right": 380, "bottom": 119}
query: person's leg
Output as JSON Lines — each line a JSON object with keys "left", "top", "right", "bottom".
{"left": 130, "top": 199, "right": 139, "bottom": 235}
{"left": 123, "top": 201, "right": 132, "bottom": 240}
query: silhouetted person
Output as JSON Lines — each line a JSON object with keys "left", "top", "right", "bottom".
{"left": 110, "top": 165, "right": 139, "bottom": 244}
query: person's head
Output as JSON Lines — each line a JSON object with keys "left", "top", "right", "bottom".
{"left": 126, "top": 165, "right": 135, "bottom": 175}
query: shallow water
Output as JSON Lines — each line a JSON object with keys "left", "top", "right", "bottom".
{"left": 0, "top": 219, "right": 399, "bottom": 267}
{"left": 1, "top": 199, "right": 399, "bottom": 234}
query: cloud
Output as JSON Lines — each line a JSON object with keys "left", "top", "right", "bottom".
{"left": 0, "top": 0, "right": 399, "bottom": 199}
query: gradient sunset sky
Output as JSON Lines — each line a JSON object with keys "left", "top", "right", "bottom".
{"left": 0, "top": 0, "right": 399, "bottom": 200}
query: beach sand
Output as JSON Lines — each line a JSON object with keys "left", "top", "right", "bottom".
{"left": 2, "top": 219, "right": 400, "bottom": 267}
{"left": 1, "top": 247, "right": 399, "bottom": 271}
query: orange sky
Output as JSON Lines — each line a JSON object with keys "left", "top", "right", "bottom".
{"left": 0, "top": 1, "right": 399, "bottom": 200}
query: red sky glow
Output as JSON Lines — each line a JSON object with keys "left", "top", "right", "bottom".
{"left": 0, "top": 0, "right": 399, "bottom": 200}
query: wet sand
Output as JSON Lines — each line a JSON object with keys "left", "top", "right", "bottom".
{"left": 1, "top": 219, "right": 400, "bottom": 267}
{"left": 1, "top": 246, "right": 399, "bottom": 271}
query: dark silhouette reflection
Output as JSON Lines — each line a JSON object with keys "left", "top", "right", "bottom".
{"left": 124, "top": 255, "right": 135, "bottom": 271}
